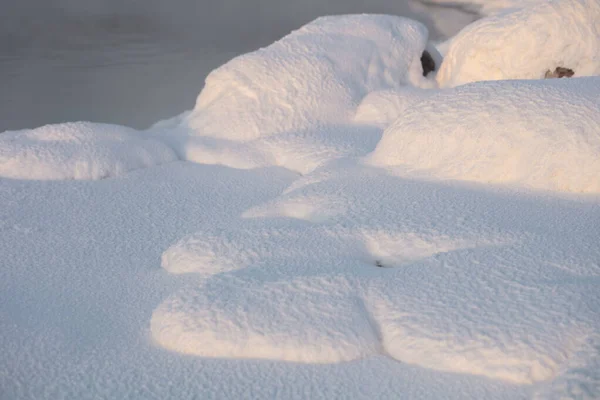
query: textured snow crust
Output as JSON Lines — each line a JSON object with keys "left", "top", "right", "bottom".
{"left": 2, "top": 6, "right": 600, "bottom": 400}
{"left": 369, "top": 77, "right": 600, "bottom": 192}
{"left": 154, "top": 15, "right": 435, "bottom": 174}
{"left": 437, "top": 0, "right": 600, "bottom": 87}
{"left": 0, "top": 122, "right": 177, "bottom": 180}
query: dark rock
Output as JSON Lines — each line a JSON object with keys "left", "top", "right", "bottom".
{"left": 421, "top": 50, "right": 436, "bottom": 77}
{"left": 545, "top": 67, "right": 575, "bottom": 78}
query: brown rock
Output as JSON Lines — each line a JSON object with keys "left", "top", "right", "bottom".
{"left": 545, "top": 67, "right": 575, "bottom": 78}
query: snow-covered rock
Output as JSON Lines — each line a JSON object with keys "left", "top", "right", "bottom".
{"left": 368, "top": 77, "right": 600, "bottom": 193}
{"left": 437, "top": 0, "right": 600, "bottom": 87}
{"left": 154, "top": 15, "right": 436, "bottom": 173}
{"left": 0, "top": 122, "right": 177, "bottom": 180}
{"left": 184, "top": 15, "right": 432, "bottom": 142}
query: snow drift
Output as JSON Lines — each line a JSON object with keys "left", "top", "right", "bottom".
{"left": 0, "top": 122, "right": 177, "bottom": 180}
{"left": 368, "top": 77, "right": 600, "bottom": 193}
{"left": 154, "top": 14, "right": 438, "bottom": 173}
{"left": 437, "top": 0, "right": 600, "bottom": 87}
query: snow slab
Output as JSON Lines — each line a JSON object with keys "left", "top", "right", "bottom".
{"left": 0, "top": 122, "right": 177, "bottom": 180}
{"left": 2, "top": 9, "right": 600, "bottom": 400}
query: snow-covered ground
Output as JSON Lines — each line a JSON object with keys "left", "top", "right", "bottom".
{"left": 2, "top": 1, "right": 599, "bottom": 399}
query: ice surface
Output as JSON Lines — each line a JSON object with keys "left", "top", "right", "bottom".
{"left": 2, "top": 6, "right": 600, "bottom": 400}
{"left": 437, "top": 0, "right": 600, "bottom": 87}
{"left": 0, "top": 121, "right": 177, "bottom": 180}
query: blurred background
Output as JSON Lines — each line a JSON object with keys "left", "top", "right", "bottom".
{"left": 0, "top": 0, "right": 475, "bottom": 131}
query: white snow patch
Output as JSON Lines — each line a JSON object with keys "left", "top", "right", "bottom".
{"left": 0, "top": 122, "right": 177, "bottom": 180}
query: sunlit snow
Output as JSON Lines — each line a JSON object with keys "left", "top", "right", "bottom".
{"left": 2, "top": 2, "right": 599, "bottom": 399}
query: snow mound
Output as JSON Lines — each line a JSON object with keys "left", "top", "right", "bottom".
{"left": 368, "top": 78, "right": 600, "bottom": 193}
{"left": 186, "top": 15, "right": 431, "bottom": 142}
{"left": 0, "top": 122, "right": 177, "bottom": 180}
{"left": 155, "top": 15, "right": 435, "bottom": 173}
{"left": 437, "top": 0, "right": 600, "bottom": 87}
{"left": 151, "top": 274, "right": 379, "bottom": 364}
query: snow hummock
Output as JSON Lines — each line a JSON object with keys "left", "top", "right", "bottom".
{"left": 437, "top": 0, "right": 600, "bottom": 87}
{"left": 155, "top": 15, "right": 435, "bottom": 174}
{"left": 2, "top": 5, "right": 600, "bottom": 400}
{"left": 368, "top": 77, "right": 600, "bottom": 193}
{"left": 0, "top": 121, "right": 177, "bottom": 180}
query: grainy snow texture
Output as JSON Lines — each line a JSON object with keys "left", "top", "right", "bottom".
{"left": 369, "top": 77, "right": 600, "bottom": 192}
{"left": 2, "top": 6, "right": 600, "bottom": 400}
{"left": 0, "top": 122, "right": 177, "bottom": 180}
{"left": 154, "top": 15, "right": 436, "bottom": 174}
{"left": 436, "top": 0, "right": 600, "bottom": 87}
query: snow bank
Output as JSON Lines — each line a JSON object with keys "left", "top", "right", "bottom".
{"left": 368, "top": 77, "right": 600, "bottom": 193}
{"left": 0, "top": 122, "right": 177, "bottom": 180}
{"left": 437, "top": 0, "right": 600, "bottom": 87}
{"left": 155, "top": 15, "right": 435, "bottom": 173}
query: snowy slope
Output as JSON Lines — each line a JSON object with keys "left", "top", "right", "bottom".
{"left": 1, "top": 6, "right": 600, "bottom": 400}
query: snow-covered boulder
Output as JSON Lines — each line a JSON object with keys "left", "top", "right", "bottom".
{"left": 150, "top": 15, "right": 440, "bottom": 173}
{"left": 183, "top": 15, "right": 433, "bottom": 143}
{"left": 437, "top": 0, "right": 600, "bottom": 87}
{"left": 368, "top": 77, "right": 600, "bottom": 193}
{"left": 0, "top": 122, "right": 177, "bottom": 180}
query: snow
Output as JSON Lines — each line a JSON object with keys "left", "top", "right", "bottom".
{"left": 423, "top": 0, "right": 542, "bottom": 16}
{"left": 154, "top": 15, "right": 436, "bottom": 174}
{"left": 369, "top": 77, "right": 600, "bottom": 193}
{"left": 354, "top": 87, "right": 433, "bottom": 128}
{"left": 0, "top": 122, "right": 177, "bottom": 180}
{"left": 436, "top": 0, "right": 600, "bottom": 87}
{"left": 2, "top": 5, "right": 600, "bottom": 400}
